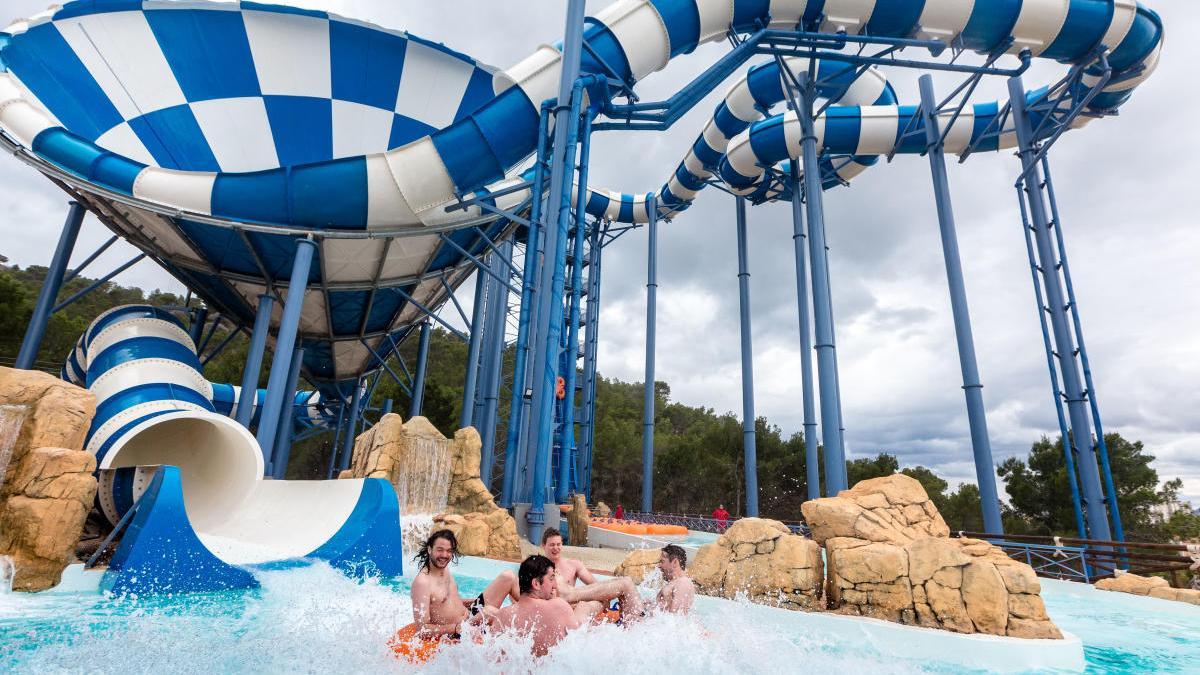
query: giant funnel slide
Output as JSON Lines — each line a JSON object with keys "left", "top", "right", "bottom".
{"left": 69, "top": 305, "right": 402, "bottom": 594}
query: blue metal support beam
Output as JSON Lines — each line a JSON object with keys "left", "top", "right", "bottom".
{"left": 641, "top": 195, "right": 658, "bottom": 513}
{"left": 17, "top": 201, "right": 84, "bottom": 370}
{"left": 460, "top": 273, "right": 488, "bottom": 429}
{"left": 326, "top": 403, "right": 347, "bottom": 479}
{"left": 578, "top": 223, "right": 605, "bottom": 501}
{"left": 382, "top": 398, "right": 394, "bottom": 416}
{"left": 478, "top": 238, "right": 513, "bottom": 487}
{"left": 735, "top": 197, "right": 759, "bottom": 517}
{"left": 526, "top": 0, "right": 587, "bottom": 543}
{"left": 270, "top": 346, "right": 305, "bottom": 479}
{"left": 338, "top": 378, "right": 364, "bottom": 474}
{"left": 52, "top": 253, "right": 148, "bottom": 314}
{"left": 236, "top": 295, "right": 273, "bottom": 427}
{"left": 63, "top": 234, "right": 118, "bottom": 284}
{"left": 788, "top": 163, "right": 821, "bottom": 500}
{"left": 919, "top": 75, "right": 1003, "bottom": 534}
{"left": 255, "top": 237, "right": 316, "bottom": 458}
{"left": 187, "top": 306, "right": 209, "bottom": 348}
{"left": 1009, "top": 76, "right": 1111, "bottom": 542}
{"left": 794, "top": 72, "right": 848, "bottom": 493}
{"left": 409, "top": 320, "right": 432, "bottom": 418}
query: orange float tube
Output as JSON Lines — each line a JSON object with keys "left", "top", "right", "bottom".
{"left": 388, "top": 623, "right": 451, "bottom": 664}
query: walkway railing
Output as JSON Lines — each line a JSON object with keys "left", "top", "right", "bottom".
{"left": 621, "top": 510, "right": 810, "bottom": 537}
{"left": 954, "top": 531, "right": 1198, "bottom": 584}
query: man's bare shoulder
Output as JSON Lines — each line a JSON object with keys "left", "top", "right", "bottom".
{"left": 411, "top": 571, "right": 430, "bottom": 590}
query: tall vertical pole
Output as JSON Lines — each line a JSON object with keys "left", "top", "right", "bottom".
{"left": 501, "top": 105, "right": 551, "bottom": 508}
{"left": 641, "top": 195, "right": 659, "bottom": 513}
{"left": 556, "top": 118, "right": 594, "bottom": 502}
{"left": 735, "top": 197, "right": 759, "bottom": 516}
{"left": 236, "top": 294, "right": 274, "bottom": 428}
{"left": 526, "top": 0, "right": 587, "bottom": 544}
{"left": 338, "top": 377, "right": 364, "bottom": 474}
{"left": 188, "top": 306, "right": 209, "bottom": 348}
{"left": 578, "top": 224, "right": 605, "bottom": 500}
{"left": 326, "top": 403, "right": 347, "bottom": 479}
{"left": 409, "top": 320, "right": 431, "bottom": 418}
{"left": 1009, "top": 76, "right": 1111, "bottom": 542}
{"left": 271, "top": 346, "right": 305, "bottom": 479}
{"left": 382, "top": 398, "right": 394, "bottom": 415}
{"left": 789, "top": 164, "right": 821, "bottom": 500}
{"left": 460, "top": 271, "right": 487, "bottom": 428}
{"left": 919, "top": 75, "right": 1003, "bottom": 534}
{"left": 795, "top": 75, "right": 848, "bottom": 493}
{"left": 16, "top": 202, "right": 85, "bottom": 370}
{"left": 478, "top": 239, "right": 513, "bottom": 487}
{"left": 256, "top": 237, "right": 316, "bottom": 458}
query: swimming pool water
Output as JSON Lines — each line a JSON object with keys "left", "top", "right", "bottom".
{"left": 1, "top": 562, "right": 1196, "bottom": 673}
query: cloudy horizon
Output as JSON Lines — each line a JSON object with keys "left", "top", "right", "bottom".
{"left": 2, "top": 0, "right": 1196, "bottom": 506}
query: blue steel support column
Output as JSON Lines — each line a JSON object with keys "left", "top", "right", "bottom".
{"left": 501, "top": 104, "right": 551, "bottom": 508}
{"left": 578, "top": 224, "right": 604, "bottom": 500}
{"left": 919, "top": 75, "right": 1003, "bottom": 534}
{"left": 236, "top": 294, "right": 274, "bottom": 428}
{"left": 556, "top": 116, "right": 594, "bottom": 503}
{"left": 526, "top": 0, "right": 587, "bottom": 543}
{"left": 326, "top": 403, "right": 347, "bottom": 479}
{"left": 1009, "top": 76, "right": 1111, "bottom": 542}
{"left": 478, "top": 238, "right": 513, "bottom": 487}
{"left": 789, "top": 164, "right": 821, "bottom": 500}
{"left": 382, "top": 398, "right": 394, "bottom": 415}
{"left": 338, "top": 378, "right": 364, "bottom": 473}
{"left": 16, "top": 202, "right": 85, "bottom": 370}
{"left": 187, "top": 307, "right": 209, "bottom": 348}
{"left": 409, "top": 320, "right": 431, "bottom": 418}
{"left": 460, "top": 270, "right": 487, "bottom": 428}
{"left": 641, "top": 195, "right": 659, "bottom": 513}
{"left": 256, "top": 237, "right": 316, "bottom": 458}
{"left": 270, "top": 346, "right": 305, "bottom": 479}
{"left": 796, "top": 76, "right": 847, "bottom": 493}
{"left": 735, "top": 197, "right": 759, "bottom": 516}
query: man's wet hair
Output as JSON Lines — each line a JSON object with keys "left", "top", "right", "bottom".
{"left": 662, "top": 544, "right": 687, "bottom": 570}
{"left": 414, "top": 529, "right": 458, "bottom": 571}
{"left": 519, "top": 554, "right": 556, "bottom": 594}
{"left": 541, "top": 527, "right": 563, "bottom": 545}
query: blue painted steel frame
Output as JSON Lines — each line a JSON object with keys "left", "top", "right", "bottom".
{"left": 918, "top": 75, "right": 1003, "bottom": 535}
{"left": 735, "top": 197, "right": 759, "bottom": 516}
{"left": 17, "top": 201, "right": 84, "bottom": 370}
{"left": 578, "top": 224, "right": 605, "bottom": 500}
{"left": 236, "top": 294, "right": 273, "bottom": 427}
{"left": 460, "top": 268, "right": 487, "bottom": 428}
{"left": 338, "top": 377, "right": 365, "bottom": 473}
{"left": 270, "top": 346, "right": 305, "bottom": 479}
{"left": 409, "top": 320, "right": 431, "bottom": 418}
{"left": 478, "top": 239, "right": 513, "bottom": 487}
{"left": 788, "top": 164, "right": 821, "bottom": 500}
{"left": 640, "top": 195, "right": 658, "bottom": 514}
{"left": 255, "top": 237, "right": 315, "bottom": 457}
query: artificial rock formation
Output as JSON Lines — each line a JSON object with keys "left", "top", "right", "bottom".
{"left": 614, "top": 547, "right": 662, "bottom": 584}
{"left": 564, "top": 493, "right": 589, "bottom": 547}
{"left": 344, "top": 414, "right": 520, "bottom": 560}
{"left": 0, "top": 368, "right": 98, "bottom": 591}
{"left": 1096, "top": 572, "right": 1200, "bottom": 606}
{"left": 689, "top": 517, "right": 824, "bottom": 610}
{"left": 802, "top": 474, "right": 1062, "bottom": 639}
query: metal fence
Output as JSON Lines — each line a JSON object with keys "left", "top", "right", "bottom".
{"left": 621, "top": 510, "right": 810, "bottom": 537}
{"left": 955, "top": 531, "right": 1198, "bottom": 585}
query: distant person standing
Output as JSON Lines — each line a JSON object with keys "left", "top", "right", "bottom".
{"left": 712, "top": 504, "right": 730, "bottom": 531}
{"left": 614, "top": 503, "right": 625, "bottom": 520}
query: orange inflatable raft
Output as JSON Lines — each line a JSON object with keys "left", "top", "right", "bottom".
{"left": 390, "top": 610, "right": 623, "bottom": 663}
{"left": 588, "top": 518, "right": 687, "bottom": 536}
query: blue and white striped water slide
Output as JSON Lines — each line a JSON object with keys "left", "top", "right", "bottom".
{"left": 0, "top": 1, "right": 1163, "bottom": 591}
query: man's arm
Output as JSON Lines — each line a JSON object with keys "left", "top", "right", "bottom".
{"left": 574, "top": 561, "right": 597, "bottom": 586}
{"left": 411, "top": 576, "right": 463, "bottom": 637}
{"left": 552, "top": 598, "right": 582, "bottom": 631}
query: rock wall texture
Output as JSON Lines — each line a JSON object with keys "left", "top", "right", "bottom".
{"left": 1096, "top": 572, "right": 1200, "bottom": 606}
{"left": 344, "top": 414, "right": 520, "bottom": 560}
{"left": 802, "top": 475, "right": 1062, "bottom": 639}
{"left": 689, "top": 517, "right": 824, "bottom": 610}
{"left": 0, "top": 368, "right": 98, "bottom": 591}
{"left": 614, "top": 547, "right": 662, "bottom": 584}
{"left": 565, "top": 493, "right": 589, "bottom": 547}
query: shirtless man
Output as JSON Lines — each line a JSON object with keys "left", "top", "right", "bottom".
{"left": 541, "top": 528, "right": 643, "bottom": 619}
{"left": 490, "top": 555, "right": 580, "bottom": 657}
{"left": 655, "top": 544, "right": 696, "bottom": 614}
{"left": 409, "top": 529, "right": 520, "bottom": 638}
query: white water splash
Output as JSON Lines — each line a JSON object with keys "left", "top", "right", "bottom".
{"left": 0, "top": 556, "right": 14, "bottom": 595}
{"left": 392, "top": 436, "right": 452, "bottom": 515}
{"left": 0, "top": 404, "right": 27, "bottom": 490}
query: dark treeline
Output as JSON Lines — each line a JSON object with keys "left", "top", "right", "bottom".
{"left": 2, "top": 263, "right": 1196, "bottom": 541}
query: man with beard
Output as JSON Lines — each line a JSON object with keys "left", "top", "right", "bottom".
{"left": 409, "top": 529, "right": 519, "bottom": 637}
{"left": 490, "top": 554, "right": 581, "bottom": 657}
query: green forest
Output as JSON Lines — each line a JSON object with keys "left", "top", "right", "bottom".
{"left": 3, "top": 260, "right": 1197, "bottom": 543}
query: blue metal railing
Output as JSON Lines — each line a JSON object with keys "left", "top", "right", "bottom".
{"left": 621, "top": 510, "right": 809, "bottom": 537}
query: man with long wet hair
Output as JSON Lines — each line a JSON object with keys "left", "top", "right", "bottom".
{"left": 409, "top": 529, "right": 519, "bottom": 637}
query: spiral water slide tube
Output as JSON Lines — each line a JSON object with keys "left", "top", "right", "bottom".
{"left": 66, "top": 305, "right": 402, "bottom": 594}
{"left": 0, "top": 0, "right": 1164, "bottom": 385}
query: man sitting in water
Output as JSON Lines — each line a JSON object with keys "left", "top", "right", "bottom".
{"left": 541, "top": 527, "right": 644, "bottom": 620}
{"left": 490, "top": 554, "right": 581, "bottom": 657}
{"left": 409, "top": 529, "right": 519, "bottom": 638}
{"left": 655, "top": 544, "right": 696, "bottom": 614}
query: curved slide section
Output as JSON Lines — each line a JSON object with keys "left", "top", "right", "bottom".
{"left": 68, "top": 305, "right": 402, "bottom": 593}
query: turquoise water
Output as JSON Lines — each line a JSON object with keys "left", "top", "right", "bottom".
{"left": 1, "top": 563, "right": 1196, "bottom": 673}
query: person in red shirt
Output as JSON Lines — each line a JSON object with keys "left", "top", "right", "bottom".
{"left": 712, "top": 504, "right": 730, "bottom": 531}
{"left": 614, "top": 503, "right": 624, "bottom": 520}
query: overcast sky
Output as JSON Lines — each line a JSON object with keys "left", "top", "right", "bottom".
{"left": 3, "top": 1, "right": 1196, "bottom": 505}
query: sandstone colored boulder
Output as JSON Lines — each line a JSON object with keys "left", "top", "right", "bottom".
{"left": 614, "top": 548, "right": 662, "bottom": 584}
{"left": 690, "top": 517, "right": 823, "bottom": 610}
{"left": 1096, "top": 572, "right": 1200, "bottom": 606}
{"left": 346, "top": 414, "right": 521, "bottom": 560}
{"left": 595, "top": 502, "right": 611, "bottom": 518}
{"left": 803, "top": 474, "right": 1062, "bottom": 639}
{"left": 565, "top": 493, "right": 589, "bottom": 546}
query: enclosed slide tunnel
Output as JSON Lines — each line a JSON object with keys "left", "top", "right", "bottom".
{"left": 66, "top": 305, "right": 402, "bottom": 593}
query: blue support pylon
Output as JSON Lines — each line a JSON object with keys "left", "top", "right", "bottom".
{"left": 16, "top": 201, "right": 85, "bottom": 370}
{"left": 236, "top": 294, "right": 274, "bottom": 428}
{"left": 788, "top": 164, "right": 821, "bottom": 500}
{"left": 338, "top": 377, "right": 364, "bottom": 474}
{"left": 1009, "top": 76, "right": 1112, "bottom": 542}
{"left": 578, "top": 223, "right": 605, "bottom": 501}
{"left": 256, "top": 237, "right": 315, "bottom": 458}
{"left": 640, "top": 195, "right": 659, "bottom": 514}
{"left": 918, "top": 75, "right": 1003, "bottom": 534}
{"left": 460, "top": 269, "right": 487, "bottom": 428}
{"left": 409, "top": 320, "right": 431, "bottom": 418}
{"left": 478, "top": 239, "right": 513, "bottom": 487}
{"left": 271, "top": 346, "right": 305, "bottom": 479}
{"left": 736, "top": 197, "right": 759, "bottom": 516}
